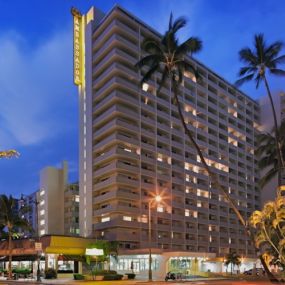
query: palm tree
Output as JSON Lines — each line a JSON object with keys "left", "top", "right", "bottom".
{"left": 249, "top": 198, "right": 285, "bottom": 267}
{"left": 257, "top": 120, "right": 285, "bottom": 188}
{"left": 224, "top": 252, "right": 241, "bottom": 274}
{"left": 236, "top": 34, "right": 285, "bottom": 186}
{"left": 135, "top": 14, "right": 278, "bottom": 282}
{"left": 0, "top": 195, "right": 31, "bottom": 279}
{"left": 0, "top": 150, "right": 19, "bottom": 159}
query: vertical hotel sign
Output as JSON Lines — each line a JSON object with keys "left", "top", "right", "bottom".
{"left": 71, "top": 8, "right": 82, "bottom": 86}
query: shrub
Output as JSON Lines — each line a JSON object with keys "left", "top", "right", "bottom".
{"left": 126, "top": 273, "right": 136, "bottom": 279}
{"left": 92, "top": 270, "right": 117, "bottom": 276}
{"left": 45, "top": 268, "right": 57, "bottom": 279}
{"left": 73, "top": 273, "right": 85, "bottom": 280}
{"left": 12, "top": 269, "right": 31, "bottom": 274}
{"left": 103, "top": 274, "right": 123, "bottom": 280}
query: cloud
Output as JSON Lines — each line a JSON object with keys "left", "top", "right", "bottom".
{"left": 0, "top": 28, "right": 77, "bottom": 149}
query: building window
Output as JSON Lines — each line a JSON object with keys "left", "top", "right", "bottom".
{"left": 101, "top": 217, "right": 110, "bottom": 223}
{"left": 40, "top": 220, "right": 45, "bottom": 225}
{"left": 142, "top": 83, "right": 149, "bottom": 92}
{"left": 40, "top": 230, "right": 45, "bottom": 235}
{"left": 75, "top": 195, "right": 80, "bottom": 202}
{"left": 157, "top": 206, "right": 164, "bottom": 213}
{"left": 123, "top": 216, "right": 132, "bottom": 222}
{"left": 185, "top": 210, "right": 190, "bottom": 217}
{"left": 40, "top": 210, "right": 45, "bottom": 216}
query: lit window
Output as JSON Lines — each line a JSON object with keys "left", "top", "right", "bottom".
{"left": 101, "top": 231, "right": 104, "bottom": 237}
{"left": 197, "top": 201, "right": 202, "bottom": 207}
{"left": 185, "top": 187, "right": 190, "bottom": 193}
{"left": 142, "top": 83, "right": 149, "bottom": 92}
{"left": 209, "top": 236, "right": 212, "bottom": 242}
{"left": 40, "top": 230, "right": 45, "bottom": 235}
{"left": 75, "top": 195, "right": 80, "bottom": 202}
{"left": 157, "top": 206, "right": 164, "bottom": 213}
{"left": 139, "top": 215, "right": 148, "bottom": 223}
{"left": 185, "top": 174, "right": 190, "bottom": 182}
{"left": 157, "top": 154, "right": 163, "bottom": 162}
{"left": 123, "top": 216, "right": 132, "bottom": 222}
{"left": 167, "top": 157, "right": 172, "bottom": 164}
{"left": 40, "top": 210, "right": 45, "bottom": 216}
{"left": 40, "top": 220, "right": 45, "bottom": 225}
{"left": 197, "top": 189, "right": 201, "bottom": 196}
{"left": 209, "top": 226, "right": 212, "bottom": 231}
{"left": 101, "top": 217, "right": 110, "bottom": 223}
{"left": 40, "top": 200, "right": 45, "bottom": 206}
{"left": 229, "top": 238, "right": 232, "bottom": 244}
{"left": 40, "top": 190, "right": 45, "bottom": 196}
{"left": 185, "top": 210, "right": 190, "bottom": 217}
{"left": 124, "top": 148, "right": 132, "bottom": 153}
{"left": 193, "top": 166, "right": 199, "bottom": 173}
{"left": 193, "top": 211, "right": 198, "bottom": 218}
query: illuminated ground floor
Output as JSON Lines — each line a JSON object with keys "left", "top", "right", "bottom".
{"left": 112, "top": 249, "right": 258, "bottom": 280}
{"left": 0, "top": 237, "right": 258, "bottom": 280}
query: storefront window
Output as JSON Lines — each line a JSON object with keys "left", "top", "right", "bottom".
{"left": 58, "top": 261, "right": 74, "bottom": 273}
{"left": 117, "top": 255, "right": 158, "bottom": 273}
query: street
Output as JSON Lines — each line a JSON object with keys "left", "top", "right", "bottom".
{"left": 0, "top": 279, "right": 280, "bottom": 285}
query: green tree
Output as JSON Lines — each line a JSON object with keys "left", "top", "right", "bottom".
{"left": 256, "top": 120, "right": 285, "bottom": 188}
{"left": 135, "top": 13, "right": 277, "bottom": 282}
{"left": 224, "top": 252, "right": 241, "bottom": 274}
{"left": 0, "top": 195, "right": 31, "bottom": 279}
{"left": 85, "top": 240, "right": 118, "bottom": 274}
{"left": 236, "top": 34, "right": 285, "bottom": 186}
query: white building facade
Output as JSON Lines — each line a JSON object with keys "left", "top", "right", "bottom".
{"left": 74, "top": 5, "right": 260, "bottom": 276}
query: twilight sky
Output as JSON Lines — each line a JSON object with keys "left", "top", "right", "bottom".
{"left": 0, "top": 0, "right": 284, "bottom": 197}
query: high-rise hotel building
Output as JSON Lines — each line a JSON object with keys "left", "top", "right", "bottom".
{"left": 73, "top": 5, "right": 260, "bottom": 274}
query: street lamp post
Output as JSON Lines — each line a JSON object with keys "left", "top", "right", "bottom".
{"left": 20, "top": 194, "right": 41, "bottom": 282}
{"left": 148, "top": 195, "right": 161, "bottom": 282}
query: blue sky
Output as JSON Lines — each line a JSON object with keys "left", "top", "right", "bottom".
{"left": 0, "top": 0, "right": 285, "bottom": 196}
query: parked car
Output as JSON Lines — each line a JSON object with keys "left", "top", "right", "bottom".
{"left": 244, "top": 268, "right": 265, "bottom": 275}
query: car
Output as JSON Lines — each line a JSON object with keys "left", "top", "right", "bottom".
{"left": 244, "top": 268, "right": 265, "bottom": 275}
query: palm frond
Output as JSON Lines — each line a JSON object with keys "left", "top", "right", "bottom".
{"left": 172, "top": 16, "right": 187, "bottom": 33}
{"left": 142, "top": 38, "right": 163, "bottom": 55}
{"left": 235, "top": 73, "right": 255, "bottom": 87}
{"left": 140, "top": 63, "right": 159, "bottom": 85}
{"left": 239, "top": 48, "right": 258, "bottom": 65}
{"left": 255, "top": 73, "right": 262, "bottom": 89}
{"left": 254, "top": 33, "right": 266, "bottom": 63}
{"left": 271, "top": 54, "right": 285, "bottom": 65}
{"left": 265, "top": 41, "right": 283, "bottom": 60}
{"left": 238, "top": 66, "right": 258, "bottom": 76}
{"left": 157, "top": 67, "right": 170, "bottom": 94}
{"left": 269, "top": 68, "right": 285, "bottom": 76}
{"left": 259, "top": 167, "right": 278, "bottom": 188}
{"left": 176, "top": 36, "right": 202, "bottom": 56}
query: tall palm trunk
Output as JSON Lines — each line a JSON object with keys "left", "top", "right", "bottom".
{"left": 172, "top": 81, "right": 279, "bottom": 282}
{"left": 8, "top": 231, "right": 12, "bottom": 279}
{"left": 264, "top": 75, "right": 284, "bottom": 187}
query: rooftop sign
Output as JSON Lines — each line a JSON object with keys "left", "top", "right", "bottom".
{"left": 71, "top": 8, "right": 82, "bottom": 86}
